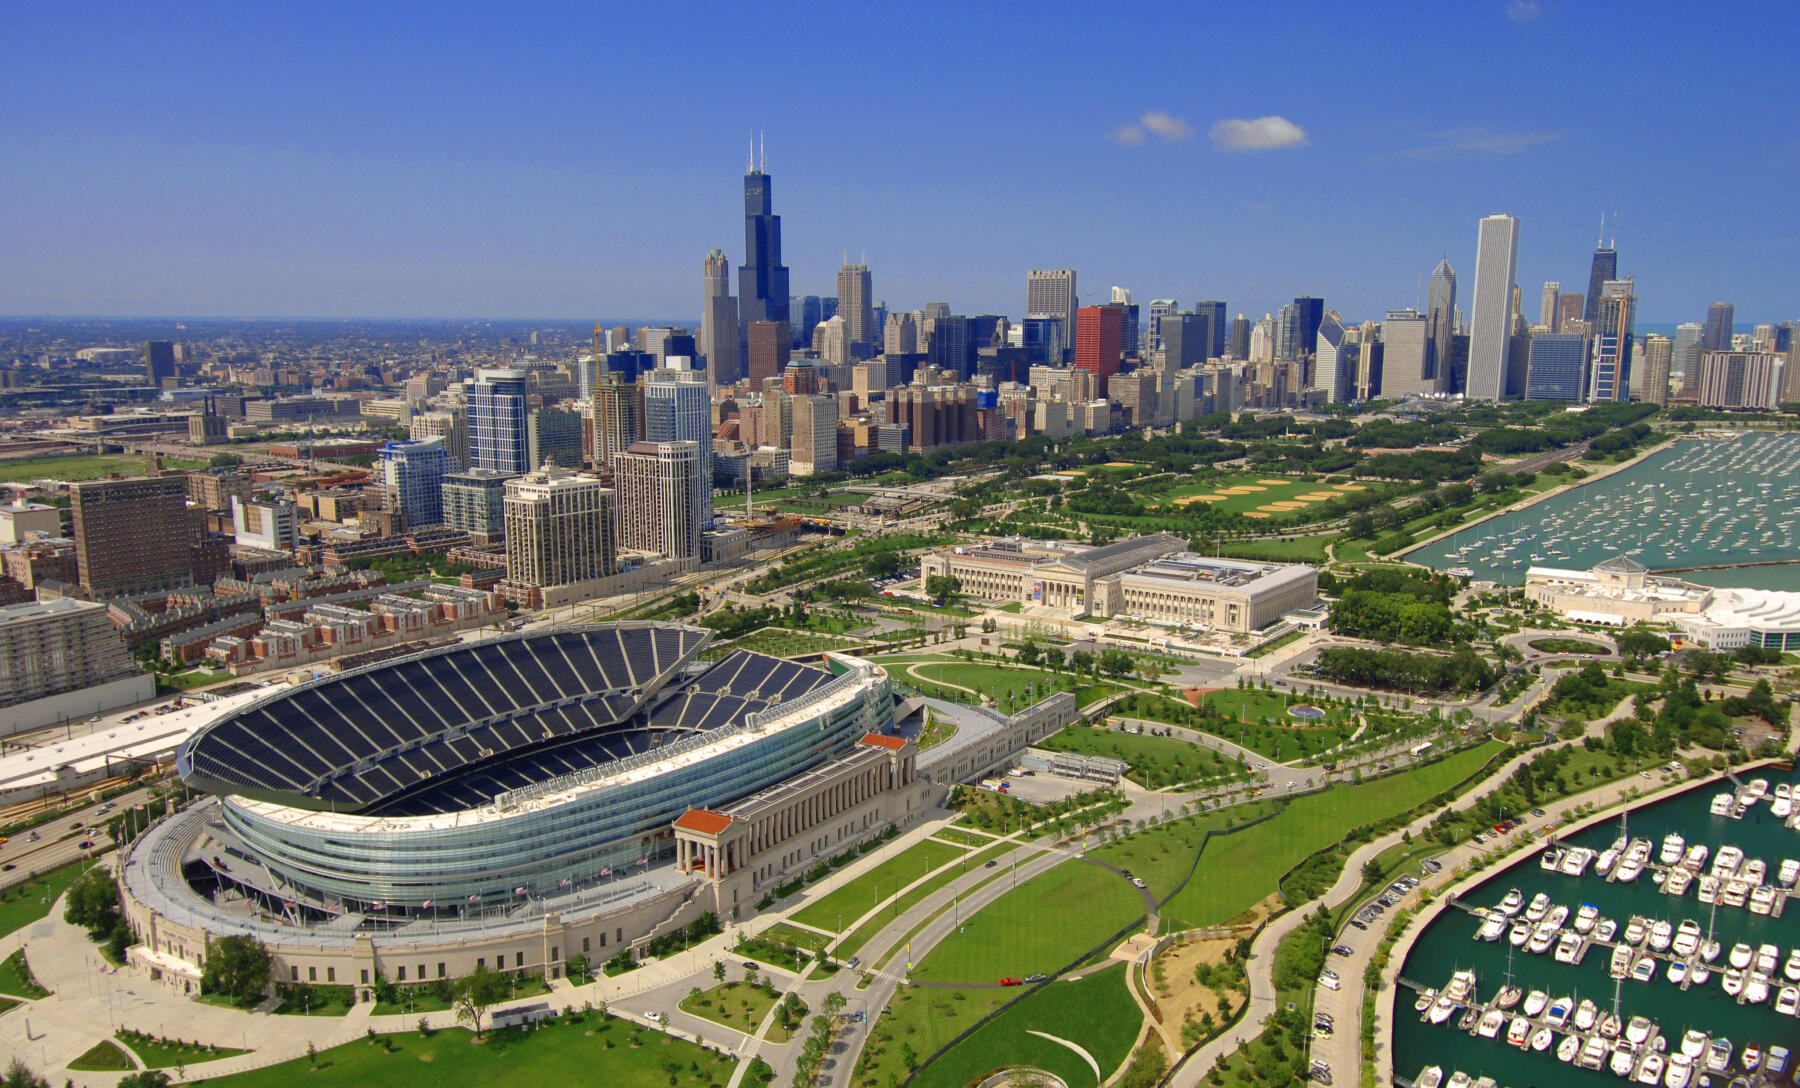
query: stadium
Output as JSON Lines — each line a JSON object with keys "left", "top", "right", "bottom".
{"left": 119, "top": 622, "right": 911, "bottom": 992}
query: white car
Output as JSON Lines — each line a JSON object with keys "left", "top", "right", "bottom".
{"left": 1318, "top": 973, "right": 1341, "bottom": 991}
{"left": 645, "top": 1011, "right": 665, "bottom": 1023}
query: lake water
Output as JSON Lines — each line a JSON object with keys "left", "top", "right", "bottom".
{"left": 1392, "top": 766, "right": 1800, "bottom": 1087}
{"left": 1408, "top": 432, "right": 1800, "bottom": 590}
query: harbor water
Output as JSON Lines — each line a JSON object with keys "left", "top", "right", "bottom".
{"left": 1408, "top": 432, "right": 1800, "bottom": 589}
{"left": 1392, "top": 764, "right": 1800, "bottom": 1087}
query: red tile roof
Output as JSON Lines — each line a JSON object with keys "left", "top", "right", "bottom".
{"left": 859, "top": 732, "right": 906, "bottom": 751}
{"left": 674, "top": 809, "right": 734, "bottom": 835}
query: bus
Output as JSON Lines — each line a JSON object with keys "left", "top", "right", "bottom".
{"left": 1410, "top": 741, "right": 1434, "bottom": 757}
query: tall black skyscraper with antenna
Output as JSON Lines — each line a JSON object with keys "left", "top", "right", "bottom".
{"left": 738, "top": 136, "right": 789, "bottom": 330}
{"left": 1583, "top": 213, "right": 1617, "bottom": 324}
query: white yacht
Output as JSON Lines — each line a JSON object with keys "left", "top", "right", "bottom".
{"left": 1705, "top": 1036, "right": 1734, "bottom": 1073}
{"left": 1745, "top": 976, "right": 1771, "bottom": 1004}
{"left": 1414, "top": 1068, "right": 1444, "bottom": 1088}
{"left": 1660, "top": 832, "right": 1686, "bottom": 865}
{"left": 1476, "top": 1008, "right": 1505, "bottom": 1038}
{"left": 1784, "top": 947, "right": 1800, "bottom": 981}
{"left": 1554, "top": 931, "right": 1583, "bottom": 963}
{"left": 1667, "top": 959, "right": 1688, "bottom": 985}
{"left": 1524, "top": 891, "right": 1551, "bottom": 921}
{"left": 1648, "top": 919, "right": 1673, "bottom": 951}
{"left": 1528, "top": 920, "right": 1558, "bottom": 954}
{"left": 1750, "top": 885, "right": 1777, "bottom": 914}
{"left": 1508, "top": 920, "right": 1531, "bottom": 946}
{"left": 1495, "top": 887, "right": 1524, "bottom": 915}
{"left": 1540, "top": 846, "right": 1566, "bottom": 872}
{"left": 1779, "top": 858, "right": 1800, "bottom": 886}
{"left": 1721, "top": 879, "right": 1750, "bottom": 908}
{"left": 1574, "top": 998, "right": 1599, "bottom": 1030}
{"left": 1545, "top": 995, "right": 1572, "bottom": 1028}
{"left": 1672, "top": 919, "right": 1701, "bottom": 957}
{"left": 1560, "top": 846, "right": 1594, "bottom": 876}
{"left": 1664, "top": 1051, "right": 1694, "bottom": 1088}
{"left": 1729, "top": 942, "right": 1754, "bottom": 969}
{"left": 1579, "top": 1034, "right": 1610, "bottom": 1070}
{"left": 1635, "top": 1053, "right": 1665, "bottom": 1085}
{"left": 1631, "top": 954, "right": 1657, "bottom": 983}
{"left": 1529, "top": 1025, "right": 1553, "bottom": 1051}
{"left": 1697, "top": 874, "right": 1721, "bottom": 904}
{"left": 1682, "top": 842, "right": 1709, "bottom": 871}
{"left": 1744, "top": 857, "right": 1767, "bottom": 885}
{"left": 1574, "top": 902, "right": 1600, "bottom": 932}
{"left": 1557, "top": 1033, "right": 1582, "bottom": 1063}
{"left": 1663, "top": 867, "right": 1692, "bottom": 897}
{"left": 1610, "top": 944, "right": 1635, "bottom": 978}
{"left": 1711, "top": 792, "right": 1734, "bottom": 816}
{"left": 1756, "top": 943, "right": 1779, "bottom": 974}
{"left": 1624, "top": 916, "right": 1649, "bottom": 945}
{"left": 1596, "top": 918, "right": 1619, "bottom": 942}
{"left": 1679, "top": 1029, "right": 1707, "bottom": 1059}
{"left": 1714, "top": 845, "right": 1744, "bottom": 876}
{"left": 1523, "top": 989, "right": 1548, "bottom": 1016}
{"left": 1723, "top": 968, "right": 1747, "bottom": 997}
{"left": 1775, "top": 984, "right": 1799, "bottom": 1015}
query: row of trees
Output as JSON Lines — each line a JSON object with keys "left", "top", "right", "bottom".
{"left": 1314, "top": 646, "right": 1496, "bottom": 694}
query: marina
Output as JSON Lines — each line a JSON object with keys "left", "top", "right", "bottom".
{"left": 1394, "top": 763, "right": 1800, "bottom": 1087}
{"left": 1410, "top": 432, "right": 1800, "bottom": 588}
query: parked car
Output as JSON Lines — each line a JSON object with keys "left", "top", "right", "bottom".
{"left": 1000, "top": 977, "right": 1023, "bottom": 987}
{"left": 1025, "top": 973, "right": 1048, "bottom": 983}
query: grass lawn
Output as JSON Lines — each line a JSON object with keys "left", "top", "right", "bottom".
{"left": 1528, "top": 637, "right": 1612, "bottom": 655}
{"left": 68, "top": 1040, "right": 135, "bottom": 1071}
{"left": 1109, "top": 690, "right": 1359, "bottom": 763}
{"left": 117, "top": 1029, "right": 247, "bottom": 1068}
{"left": 374, "top": 988, "right": 456, "bottom": 1015}
{"left": 0, "top": 997, "right": 17, "bottom": 1016}
{"left": 0, "top": 453, "right": 207, "bottom": 483}
{"left": 1088, "top": 803, "right": 1278, "bottom": 906}
{"left": 1155, "top": 474, "right": 1337, "bottom": 517}
{"left": 910, "top": 965, "right": 1142, "bottom": 1088}
{"left": 837, "top": 844, "right": 1015, "bottom": 959}
{"left": 792, "top": 840, "right": 973, "bottom": 933}
{"left": 917, "top": 710, "right": 957, "bottom": 751}
{"left": 161, "top": 668, "right": 233, "bottom": 690}
{"left": 273, "top": 986, "right": 359, "bottom": 1016}
{"left": 679, "top": 981, "right": 794, "bottom": 1043}
{"left": 1216, "top": 535, "right": 1333, "bottom": 563}
{"left": 908, "top": 859, "right": 1145, "bottom": 983}
{"left": 1156, "top": 742, "right": 1503, "bottom": 929}
{"left": 202, "top": 1015, "right": 728, "bottom": 1088}
{"left": 0, "top": 950, "right": 49, "bottom": 998}
{"left": 853, "top": 986, "right": 1008, "bottom": 1088}
{"left": 931, "top": 827, "right": 994, "bottom": 848}
{"left": 758, "top": 921, "right": 832, "bottom": 952}
{"left": 1038, "top": 725, "right": 1240, "bottom": 789}
{"left": 0, "top": 858, "right": 92, "bottom": 939}
{"left": 908, "top": 662, "right": 1122, "bottom": 712}
{"left": 1247, "top": 629, "right": 1307, "bottom": 658}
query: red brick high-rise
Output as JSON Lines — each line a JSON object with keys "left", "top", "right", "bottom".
{"left": 746, "top": 320, "right": 790, "bottom": 387}
{"left": 1074, "top": 305, "right": 1124, "bottom": 396}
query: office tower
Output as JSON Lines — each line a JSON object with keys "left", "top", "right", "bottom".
{"left": 1671, "top": 322, "right": 1703, "bottom": 379}
{"left": 467, "top": 368, "right": 531, "bottom": 475}
{"left": 380, "top": 437, "right": 448, "bottom": 528}
{"left": 700, "top": 249, "right": 740, "bottom": 388}
{"left": 1427, "top": 257, "right": 1457, "bottom": 385}
{"left": 0, "top": 598, "right": 147, "bottom": 715}
{"left": 503, "top": 465, "right": 617, "bottom": 591}
{"left": 1114, "top": 302, "right": 1140, "bottom": 360}
{"left": 143, "top": 340, "right": 177, "bottom": 386}
{"left": 1355, "top": 322, "right": 1383, "bottom": 401}
{"left": 1639, "top": 334, "right": 1672, "bottom": 406}
{"left": 1022, "top": 316, "right": 1064, "bottom": 366}
{"left": 1696, "top": 351, "right": 1786, "bottom": 409}
{"left": 783, "top": 360, "right": 821, "bottom": 395}
{"left": 591, "top": 374, "right": 645, "bottom": 477}
{"left": 738, "top": 151, "right": 789, "bottom": 332}
{"left": 644, "top": 368, "right": 713, "bottom": 524}
{"left": 1160, "top": 313, "right": 1205, "bottom": 369}
{"left": 71, "top": 475, "right": 199, "bottom": 598}
{"left": 1314, "top": 312, "right": 1352, "bottom": 402}
{"left": 1557, "top": 293, "right": 1585, "bottom": 334}
{"left": 613, "top": 441, "right": 704, "bottom": 562}
{"left": 789, "top": 394, "right": 839, "bottom": 476}
{"left": 600, "top": 350, "right": 656, "bottom": 384}
{"left": 927, "top": 315, "right": 972, "bottom": 378}
{"left": 1540, "top": 282, "right": 1561, "bottom": 331}
{"left": 789, "top": 295, "right": 823, "bottom": 350}
{"left": 837, "top": 260, "right": 875, "bottom": 355}
{"left": 1582, "top": 238, "right": 1617, "bottom": 324}
{"left": 1145, "top": 299, "right": 1178, "bottom": 354}
{"left": 637, "top": 326, "right": 674, "bottom": 359}
{"left": 1702, "top": 302, "right": 1736, "bottom": 351}
{"left": 1229, "top": 314, "right": 1252, "bottom": 360}
{"left": 884, "top": 312, "right": 916, "bottom": 354}
{"left": 1379, "top": 310, "right": 1430, "bottom": 398}
{"left": 1194, "top": 301, "right": 1228, "bottom": 359}
{"left": 410, "top": 408, "right": 469, "bottom": 471}
{"left": 527, "top": 406, "right": 583, "bottom": 470}
{"left": 1249, "top": 316, "right": 1273, "bottom": 364}
{"left": 1027, "top": 270, "right": 1078, "bottom": 358}
{"left": 746, "top": 320, "right": 791, "bottom": 386}
{"left": 1073, "top": 305, "right": 1124, "bottom": 395}
{"left": 442, "top": 469, "right": 512, "bottom": 545}
{"left": 1524, "top": 333, "right": 1590, "bottom": 401}
{"left": 1275, "top": 297, "right": 1323, "bottom": 364}
{"left": 1466, "top": 214, "right": 1519, "bottom": 400}
{"left": 1589, "top": 283, "right": 1636, "bottom": 402}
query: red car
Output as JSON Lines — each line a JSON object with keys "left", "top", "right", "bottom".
{"left": 1000, "top": 977, "right": 1023, "bottom": 987}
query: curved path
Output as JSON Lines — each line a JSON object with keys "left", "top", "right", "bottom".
{"left": 1028, "top": 1029, "right": 1101, "bottom": 1080}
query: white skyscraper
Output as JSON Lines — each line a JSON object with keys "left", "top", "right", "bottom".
{"left": 614, "top": 440, "right": 705, "bottom": 564}
{"left": 643, "top": 367, "right": 713, "bottom": 523}
{"left": 699, "top": 249, "right": 739, "bottom": 390}
{"left": 1026, "top": 269, "right": 1078, "bottom": 360}
{"left": 1467, "top": 214, "right": 1519, "bottom": 400}
{"left": 1671, "top": 322, "right": 1703, "bottom": 379}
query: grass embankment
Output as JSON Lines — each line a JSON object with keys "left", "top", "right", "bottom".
{"left": 115, "top": 1030, "right": 248, "bottom": 1068}
{"left": 909, "top": 965, "right": 1143, "bottom": 1088}
{"left": 907, "top": 662, "right": 1122, "bottom": 711}
{"left": 837, "top": 844, "right": 1013, "bottom": 959}
{"left": 1038, "top": 724, "right": 1242, "bottom": 790}
{"left": 0, "top": 859, "right": 92, "bottom": 939}
{"left": 791, "top": 840, "right": 972, "bottom": 933}
{"left": 907, "top": 859, "right": 1145, "bottom": 983}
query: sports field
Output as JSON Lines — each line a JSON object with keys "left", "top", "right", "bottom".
{"left": 1155, "top": 473, "right": 1368, "bottom": 518}
{"left": 0, "top": 452, "right": 208, "bottom": 483}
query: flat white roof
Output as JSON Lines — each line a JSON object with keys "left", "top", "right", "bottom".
{"left": 0, "top": 688, "right": 269, "bottom": 791}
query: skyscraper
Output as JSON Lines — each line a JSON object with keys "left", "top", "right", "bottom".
{"left": 503, "top": 465, "right": 616, "bottom": 597}
{"left": 789, "top": 394, "right": 839, "bottom": 476}
{"left": 883, "top": 312, "right": 916, "bottom": 354}
{"left": 1380, "top": 310, "right": 1430, "bottom": 399}
{"left": 1557, "top": 293, "right": 1585, "bottom": 335}
{"left": 467, "top": 368, "right": 531, "bottom": 475}
{"left": 699, "top": 249, "right": 740, "bottom": 389}
{"left": 1427, "top": 258, "right": 1457, "bottom": 387}
{"left": 1314, "top": 312, "right": 1352, "bottom": 402}
{"left": 410, "top": 408, "right": 469, "bottom": 471}
{"left": 1229, "top": 314, "right": 1252, "bottom": 361}
{"left": 1539, "top": 282, "right": 1561, "bottom": 331}
{"left": 1027, "top": 270, "right": 1078, "bottom": 360}
{"left": 527, "top": 406, "right": 584, "bottom": 470}
{"left": 1160, "top": 313, "right": 1205, "bottom": 369}
{"left": 1582, "top": 237, "right": 1617, "bottom": 324}
{"left": 738, "top": 148, "right": 789, "bottom": 333}
{"left": 591, "top": 374, "right": 645, "bottom": 478}
{"left": 1639, "top": 334, "right": 1672, "bottom": 406}
{"left": 143, "top": 340, "right": 176, "bottom": 387}
{"left": 1194, "top": 301, "right": 1228, "bottom": 359}
{"left": 71, "top": 475, "right": 201, "bottom": 599}
{"left": 614, "top": 441, "right": 705, "bottom": 563}
{"left": 1467, "top": 215, "right": 1519, "bottom": 400}
{"left": 644, "top": 368, "right": 713, "bottom": 523}
{"left": 1672, "top": 322, "right": 1703, "bottom": 379}
{"left": 1589, "top": 281, "right": 1636, "bottom": 403}
{"left": 1073, "top": 305, "right": 1124, "bottom": 395}
{"left": 1145, "top": 299, "right": 1178, "bottom": 354}
{"left": 746, "top": 320, "right": 791, "bottom": 386}
{"left": 1702, "top": 302, "right": 1736, "bottom": 351}
{"left": 381, "top": 437, "right": 448, "bottom": 528}
{"left": 837, "top": 260, "right": 874, "bottom": 355}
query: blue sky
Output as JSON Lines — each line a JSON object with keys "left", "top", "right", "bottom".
{"left": 5, "top": 1, "right": 1795, "bottom": 324}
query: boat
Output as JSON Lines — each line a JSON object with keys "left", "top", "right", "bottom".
{"left": 1723, "top": 968, "right": 1747, "bottom": 997}
{"left": 1741, "top": 1041, "right": 1762, "bottom": 1070}
{"left": 1557, "top": 1033, "right": 1582, "bottom": 1062}
{"left": 1540, "top": 846, "right": 1566, "bottom": 872}
{"left": 1574, "top": 903, "right": 1600, "bottom": 933}
{"left": 1574, "top": 998, "right": 1599, "bottom": 1031}
{"left": 1729, "top": 942, "right": 1754, "bottom": 969}
{"left": 1596, "top": 918, "right": 1618, "bottom": 942}
{"left": 1785, "top": 948, "right": 1800, "bottom": 981}
{"left": 1769, "top": 1045, "right": 1791, "bottom": 1076}
{"left": 1529, "top": 1025, "right": 1553, "bottom": 1051}
{"left": 1611, "top": 944, "right": 1635, "bottom": 979}
{"left": 1611, "top": 1043, "right": 1638, "bottom": 1076}
{"left": 1476, "top": 1008, "right": 1505, "bottom": 1038}
{"left": 1683, "top": 843, "right": 1709, "bottom": 870}
{"left": 1625, "top": 1015, "right": 1653, "bottom": 1044}
{"left": 1525, "top": 892, "right": 1551, "bottom": 921}
{"left": 1701, "top": 938, "right": 1722, "bottom": 963}
{"left": 1494, "top": 985, "right": 1522, "bottom": 1009}
{"left": 1457, "top": 1007, "right": 1478, "bottom": 1032}
{"left": 1755, "top": 943, "right": 1778, "bottom": 974}
{"left": 1528, "top": 921, "right": 1558, "bottom": 953}
{"left": 1635, "top": 1053, "right": 1665, "bottom": 1085}
{"left": 1706, "top": 1037, "right": 1734, "bottom": 1073}
{"left": 1554, "top": 932, "right": 1583, "bottom": 963}
{"left": 1544, "top": 904, "right": 1569, "bottom": 929}
{"left": 1599, "top": 1012, "right": 1622, "bottom": 1038}
{"left": 1624, "top": 916, "right": 1648, "bottom": 945}
{"left": 1774, "top": 796, "right": 1793, "bottom": 819}
{"left": 1743, "top": 858, "right": 1766, "bottom": 885}
{"left": 1664, "top": 1052, "right": 1694, "bottom": 1088}
{"left": 1496, "top": 888, "right": 1524, "bottom": 915}
{"left": 1508, "top": 920, "right": 1530, "bottom": 946}
{"left": 1661, "top": 832, "right": 1686, "bottom": 865}
{"left": 1746, "top": 777, "right": 1769, "bottom": 801}
{"left": 1544, "top": 995, "right": 1572, "bottom": 1027}
{"left": 1428, "top": 992, "right": 1457, "bottom": 1023}
{"left": 1415, "top": 988, "right": 1436, "bottom": 1012}
{"left": 1649, "top": 919, "right": 1673, "bottom": 951}
{"left": 1711, "top": 793, "right": 1734, "bottom": 816}
{"left": 1673, "top": 920, "right": 1701, "bottom": 957}
{"left": 1632, "top": 955, "right": 1657, "bottom": 983}
{"left": 1679, "top": 1030, "right": 1707, "bottom": 1059}
{"left": 1663, "top": 868, "right": 1692, "bottom": 897}
{"left": 1415, "top": 1068, "right": 1444, "bottom": 1088}
{"left": 1715, "top": 845, "right": 1744, "bottom": 875}
{"left": 1698, "top": 875, "right": 1721, "bottom": 904}
{"left": 1579, "top": 1034, "right": 1610, "bottom": 1070}
{"left": 1476, "top": 915, "right": 1506, "bottom": 941}
{"left": 1776, "top": 985, "right": 1799, "bottom": 1016}
{"left": 1667, "top": 959, "right": 1688, "bottom": 985}
{"left": 1743, "top": 976, "right": 1769, "bottom": 1005}
{"left": 1617, "top": 849, "right": 1647, "bottom": 882}
{"left": 1780, "top": 858, "right": 1800, "bottom": 886}
{"left": 1751, "top": 885, "right": 1777, "bottom": 914}
{"left": 1522, "top": 989, "right": 1548, "bottom": 1017}
{"left": 1506, "top": 1016, "right": 1530, "bottom": 1047}
{"left": 1560, "top": 847, "right": 1595, "bottom": 876}
{"left": 1445, "top": 1073, "right": 1471, "bottom": 1088}
{"left": 1781, "top": 783, "right": 1795, "bottom": 802}
{"left": 1597, "top": 846, "right": 1621, "bottom": 875}
{"left": 1721, "top": 880, "right": 1749, "bottom": 908}
{"left": 1691, "top": 964, "right": 1712, "bottom": 985}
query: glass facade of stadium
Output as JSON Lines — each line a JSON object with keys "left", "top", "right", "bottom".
{"left": 217, "top": 666, "right": 891, "bottom": 908}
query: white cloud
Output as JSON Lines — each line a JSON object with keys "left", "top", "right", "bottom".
{"left": 1140, "top": 111, "right": 1193, "bottom": 142}
{"left": 1107, "top": 111, "right": 1193, "bottom": 146}
{"left": 1506, "top": 0, "right": 1542, "bottom": 22}
{"left": 1404, "top": 128, "right": 1562, "bottom": 159}
{"left": 1207, "top": 116, "right": 1309, "bottom": 152}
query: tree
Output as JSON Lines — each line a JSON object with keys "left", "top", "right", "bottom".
{"left": 713, "top": 960, "right": 726, "bottom": 984}
{"left": 116, "top": 1073, "right": 173, "bottom": 1088}
{"left": 1, "top": 1059, "right": 49, "bottom": 1088}
{"left": 924, "top": 574, "right": 962, "bottom": 603}
{"left": 63, "top": 868, "right": 121, "bottom": 938}
{"left": 452, "top": 964, "right": 510, "bottom": 1040}
{"left": 200, "top": 935, "right": 271, "bottom": 1004}
{"left": 864, "top": 552, "right": 906, "bottom": 579}
{"left": 1616, "top": 626, "right": 1670, "bottom": 663}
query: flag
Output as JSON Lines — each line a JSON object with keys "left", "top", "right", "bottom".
{"left": 600, "top": 866, "right": 612, "bottom": 878}
{"left": 559, "top": 877, "right": 572, "bottom": 887}
{"left": 371, "top": 900, "right": 385, "bottom": 910}
{"left": 636, "top": 856, "right": 648, "bottom": 867}
{"left": 514, "top": 885, "right": 527, "bottom": 896}
{"left": 420, "top": 899, "right": 433, "bottom": 909}
{"left": 468, "top": 893, "right": 481, "bottom": 903}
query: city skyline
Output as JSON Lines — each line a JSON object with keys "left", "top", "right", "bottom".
{"left": 5, "top": 3, "right": 1797, "bottom": 323}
